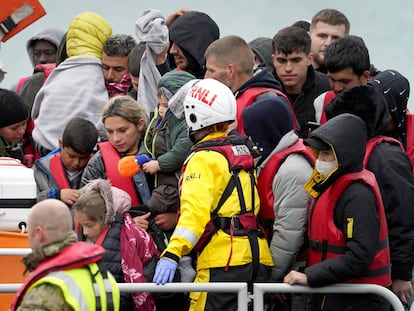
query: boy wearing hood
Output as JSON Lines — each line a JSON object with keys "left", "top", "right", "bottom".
{"left": 324, "top": 84, "right": 414, "bottom": 305}
{"left": 284, "top": 113, "right": 391, "bottom": 311}
{"left": 12, "top": 25, "right": 65, "bottom": 93}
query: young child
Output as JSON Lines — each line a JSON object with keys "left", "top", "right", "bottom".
{"left": 140, "top": 70, "right": 196, "bottom": 214}
{"left": 73, "top": 178, "right": 158, "bottom": 311}
{"left": 33, "top": 117, "right": 98, "bottom": 206}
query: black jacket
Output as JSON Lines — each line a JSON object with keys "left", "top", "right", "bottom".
{"left": 236, "top": 68, "right": 283, "bottom": 96}
{"left": 325, "top": 85, "right": 414, "bottom": 281}
{"left": 168, "top": 11, "right": 219, "bottom": 78}
{"left": 304, "top": 114, "right": 389, "bottom": 311}
{"left": 276, "top": 65, "right": 330, "bottom": 138}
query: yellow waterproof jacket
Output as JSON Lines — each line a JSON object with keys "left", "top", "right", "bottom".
{"left": 164, "top": 132, "right": 273, "bottom": 270}
{"left": 66, "top": 11, "right": 112, "bottom": 59}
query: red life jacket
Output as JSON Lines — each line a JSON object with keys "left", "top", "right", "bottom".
{"left": 308, "top": 170, "right": 391, "bottom": 286}
{"left": 235, "top": 87, "right": 296, "bottom": 135}
{"left": 99, "top": 142, "right": 141, "bottom": 206}
{"left": 11, "top": 242, "right": 105, "bottom": 310}
{"left": 257, "top": 139, "right": 314, "bottom": 223}
{"left": 405, "top": 112, "right": 414, "bottom": 173}
{"left": 364, "top": 135, "right": 404, "bottom": 168}
{"left": 49, "top": 152, "right": 71, "bottom": 189}
{"left": 319, "top": 90, "right": 336, "bottom": 125}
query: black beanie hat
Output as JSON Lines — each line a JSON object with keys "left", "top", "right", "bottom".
{"left": 370, "top": 69, "right": 410, "bottom": 130}
{"left": 243, "top": 97, "right": 294, "bottom": 165}
{"left": 0, "top": 88, "right": 29, "bottom": 128}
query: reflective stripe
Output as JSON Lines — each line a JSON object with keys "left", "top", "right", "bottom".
{"left": 172, "top": 226, "right": 198, "bottom": 246}
{"left": 46, "top": 271, "right": 88, "bottom": 310}
{"left": 103, "top": 278, "right": 114, "bottom": 293}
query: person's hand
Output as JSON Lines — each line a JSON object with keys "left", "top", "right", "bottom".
{"left": 165, "top": 8, "right": 191, "bottom": 27}
{"left": 142, "top": 160, "right": 161, "bottom": 175}
{"left": 392, "top": 279, "right": 414, "bottom": 304}
{"left": 283, "top": 270, "right": 308, "bottom": 285}
{"left": 136, "top": 155, "right": 153, "bottom": 166}
{"left": 60, "top": 188, "right": 78, "bottom": 205}
{"left": 153, "top": 258, "right": 178, "bottom": 285}
{"left": 155, "top": 212, "right": 177, "bottom": 231}
{"left": 133, "top": 212, "right": 151, "bottom": 230}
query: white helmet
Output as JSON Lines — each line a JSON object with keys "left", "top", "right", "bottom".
{"left": 184, "top": 78, "right": 236, "bottom": 132}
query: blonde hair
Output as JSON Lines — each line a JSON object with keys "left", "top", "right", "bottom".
{"left": 102, "top": 95, "right": 148, "bottom": 127}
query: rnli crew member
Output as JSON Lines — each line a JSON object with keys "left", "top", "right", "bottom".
{"left": 153, "top": 78, "right": 273, "bottom": 310}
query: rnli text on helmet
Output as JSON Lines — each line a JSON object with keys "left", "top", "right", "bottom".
{"left": 189, "top": 85, "right": 218, "bottom": 106}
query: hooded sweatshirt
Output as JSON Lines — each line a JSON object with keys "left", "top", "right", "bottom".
{"left": 11, "top": 26, "right": 66, "bottom": 93}
{"left": 248, "top": 37, "right": 275, "bottom": 75}
{"left": 168, "top": 11, "right": 219, "bottom": 78}
{"left": 302, "top": 115, "right": 391, "bottom": 303}
{"left": 325, "top": 85, "right": 414, "bottom": 281}
{"left": 26, "top": 26, "right": 66, "bottom": 66}
{"left": 235, "top": 68, "right": 283, "bottom": 96}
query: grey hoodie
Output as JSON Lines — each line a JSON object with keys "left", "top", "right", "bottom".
{"left": 26, "top": 26, "right": 65, "bottom": 66}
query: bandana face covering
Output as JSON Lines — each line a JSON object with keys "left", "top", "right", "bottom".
{"left": 105, "top": 73, "right": 132, "bottom": 97}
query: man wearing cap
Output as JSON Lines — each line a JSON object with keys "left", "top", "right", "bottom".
{"left": 284, "top": 113, "right": 391, "bottom": 311}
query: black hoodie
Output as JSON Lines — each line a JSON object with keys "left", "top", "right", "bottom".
{"left": 275, "top": 65, "right": 330, "bottom": 138}
{"left": 303, "top": 114, "right": 389, "bottom": 311}
{"left": 235, "top": 68, "right": 283, "bottom": 96}
{"left": 168, "top": 11, "right": 219, "bottom": 78}
{"left": 325, "top": 84, "right": 414, "bottom": 281}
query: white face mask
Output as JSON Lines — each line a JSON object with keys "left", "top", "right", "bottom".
{"left": 315, "top": 159, "right": 336, "bottom": 177}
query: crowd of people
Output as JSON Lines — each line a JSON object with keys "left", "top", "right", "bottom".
{"left": 1, "top": 6, "right": 413, "bottom": 311}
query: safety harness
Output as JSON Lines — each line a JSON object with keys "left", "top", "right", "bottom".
{"left": 189, "top": 136, "right": 262, "bottom": 280}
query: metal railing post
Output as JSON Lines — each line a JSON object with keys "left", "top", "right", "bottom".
{"left": 253, "top": 283, "right": 405, "bottom": 311}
